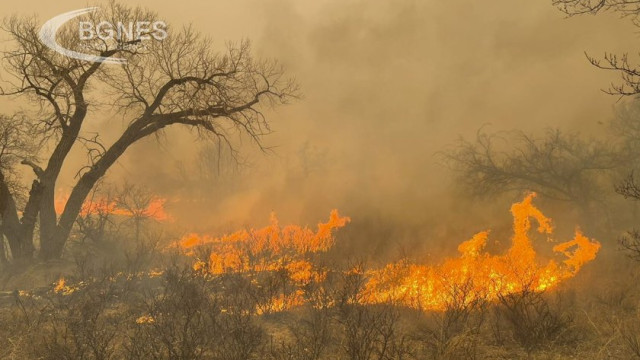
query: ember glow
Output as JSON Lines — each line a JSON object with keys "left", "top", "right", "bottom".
{"left": 54, "top": 195, "right": 170, "bottom": 221}
{"left": 53, "top": 277, "right": 76, "bottom": 295}
{"left": 360, "top": 193, "right": 601, "bottom": 311}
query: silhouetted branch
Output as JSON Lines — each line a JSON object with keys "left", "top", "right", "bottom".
{"left": 616, "top": 171, "right": 640, "bottom": 200}
{"left": 554, "top": 0, "right": 640, "bottom": 17}
{"left": 442, "top": 128, "right": 621, "bottom": 204}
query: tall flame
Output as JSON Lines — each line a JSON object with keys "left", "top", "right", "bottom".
{"left": 83, "top": 194, "right": 597, "bottom": 314}
{"left": 360, "top": 193, "right": 601, "bottom": 311}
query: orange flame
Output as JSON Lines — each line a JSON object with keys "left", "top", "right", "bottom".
{"left": 172, "top": 210, "right": 350, "bottom": 278}
{"left": 48, "top": 196, "right": 602, "bottom": 314}
{"left": 53, "top": 277, "right": 76, "bottom": 295}
{"left": 54, "top": 195, "right": 170, "bottom": 221}
{"left": 359, "top": 193, "right": 601, "bottom": 311}
{"left": 149, "top": 195, "right": 602, "bottom": 313}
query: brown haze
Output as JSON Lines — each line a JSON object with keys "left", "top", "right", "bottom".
{"left": 0, "top": 0, "right": 634, "bottom": 256}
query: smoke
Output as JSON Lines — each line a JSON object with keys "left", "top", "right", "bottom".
{"left": 0, "top": 0, "right": 637, "bottom": 254}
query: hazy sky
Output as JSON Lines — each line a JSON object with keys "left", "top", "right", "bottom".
{"left": 0, "top": 0, "right": 636, "bottom": 234}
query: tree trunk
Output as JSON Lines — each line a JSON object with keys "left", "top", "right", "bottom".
{"left": 0, "top": 172, "right": 35, "bottom": 260}
{"left": 17, "top": 180, "right": 41, "bottom": 256}
{"left": 38, "top": 184, "right": 63, "bottom": 260}
{"left": 40, "top": 173, "right": 97, "bottom": 259}
{"left": 40, "top": 130, "right": 136, "bottom": 260}
{"left": 34, "top": 109, "right": 90, "bottom": 259}
{"left": 0, "top": 225, "right": 7, "bottom": 265}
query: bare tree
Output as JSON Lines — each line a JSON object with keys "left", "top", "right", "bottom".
{"left": 74, "top": 184, "right": 116, "bottom": 245}
{"left": 553, "top": 0, "right": 640, "bottom": 97}
{"left": 554, "top": 0, "right": 640, "bottom": 17}
{"left": 612, "top": 173, "right": 640, "bottom": 260}
{"left": 442, "top": 128, "right": 621, "bottom": 208}
{"left": 0, "top": 2, "right": 297, "bottom": 260}
{"left": 114, "top": 183, "right": 158, "bottom": 243}
{"left": 0, "top": 115, "right": 38, "bottom": 260}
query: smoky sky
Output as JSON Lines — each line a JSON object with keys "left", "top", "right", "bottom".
{"left": 0, "top": 0, "right": 636, "bottom": 235}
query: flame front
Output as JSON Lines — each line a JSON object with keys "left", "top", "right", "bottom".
{"left": 173, "top": 210, "right": 350, "bottom": 281}
{"left": 160, "top": 194, "right": 600, "bottom": 313}
{"left": 360, "top": 193, "right": 601, "bottom": 311}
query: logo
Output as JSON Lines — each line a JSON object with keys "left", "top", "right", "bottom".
{"left": 39, "top": 7, "right": 168, "bottom": 64}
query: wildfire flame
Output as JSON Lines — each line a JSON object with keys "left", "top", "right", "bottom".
{"left": 55, "top": 194, "right": 600, "bottom": 315}
{"left": 172, "top": 210, "right": 350, "bottom": 283}
{"left": 360, "top": 193, "right": 601, "bottom": 311}
{"left": 170, "top": 210, "right": 349, "bottom": 314}
{"left": 53, "top": 277, "right": 76, "bottom": 295}
{"left": 54, "top": 195, "right": 170, "bottom": 221}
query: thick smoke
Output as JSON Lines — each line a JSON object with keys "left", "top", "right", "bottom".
{"left": 0, "top": 0, "right": 636, "bottom": 258}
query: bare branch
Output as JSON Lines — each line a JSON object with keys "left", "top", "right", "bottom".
{"left": 441, "top": 128, "right": 622, "bottom": 204}
{"left": 553, "top": 0, "right": 640, "bottom": 17}
{"left": 20, "top": 159, "right": 43, "bottom": 178}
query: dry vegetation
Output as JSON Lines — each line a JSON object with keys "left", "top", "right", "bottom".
{"left": 5, "top": 1, "right": 640, "bottom": 359}
{"left": 0, "top": 190, "right": 634, "bottom": 360}
{"left": 0, "top": 243, "right": 637, "bottom": 359}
